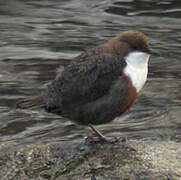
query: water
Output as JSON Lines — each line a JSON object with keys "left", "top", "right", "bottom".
{"left": 0, "top": 0, "right": 180, "bottom": 146}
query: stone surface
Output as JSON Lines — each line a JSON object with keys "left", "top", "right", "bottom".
{"left": 0, "top": 138, "right": 181, "bottom": 180}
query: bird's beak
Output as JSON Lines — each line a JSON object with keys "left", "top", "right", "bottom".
{"left": 147, "top": 49, "right": 159, "bottom": 56}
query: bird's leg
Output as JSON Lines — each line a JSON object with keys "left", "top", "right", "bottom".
{"left": 86, "top": 124, "right": 125, "bottom": 144}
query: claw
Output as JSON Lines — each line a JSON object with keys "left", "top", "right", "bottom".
{"left": 85, "top": 124, "right": 126, "bottom": 144}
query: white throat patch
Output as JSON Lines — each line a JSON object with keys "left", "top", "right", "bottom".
{"left": 123, "top": 51, "right": 150, "bottom": 93}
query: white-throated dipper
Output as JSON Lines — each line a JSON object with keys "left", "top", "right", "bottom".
{"left": 16, "top": 31, "right": 157, "bottom": 143}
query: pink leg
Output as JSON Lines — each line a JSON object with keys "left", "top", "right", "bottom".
{"left": 86, "top": 124, "right": 126, "bottom": 144}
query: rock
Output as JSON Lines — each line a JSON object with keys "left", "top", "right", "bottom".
{"left": 0, "top": 138, "right": 180, "bottom": 180}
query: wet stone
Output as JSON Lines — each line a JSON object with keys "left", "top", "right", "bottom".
{"left": 0, "top": 139, "right": 180, "bottom": 180}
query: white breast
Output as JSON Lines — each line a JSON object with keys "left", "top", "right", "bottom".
{"left": 123, "top": 51, "right": 150, "bottom": 93}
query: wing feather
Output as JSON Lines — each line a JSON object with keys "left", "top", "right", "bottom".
{"left": 45, "top": 52, "right": 126, "bottom": 110}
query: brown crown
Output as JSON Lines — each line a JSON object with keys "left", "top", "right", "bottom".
{"left": 98, "top": 31, "right": 151, "bottom": 58}
{"left": 118, "top": 31, "right": 150, "bottom": 52}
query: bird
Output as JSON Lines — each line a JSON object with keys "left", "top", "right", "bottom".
{"left": 16, "top": 31, "right": 157, "bottom": 143}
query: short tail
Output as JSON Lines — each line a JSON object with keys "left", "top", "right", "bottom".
{"left": 15, "top": 96, "right": 46, "bottom": 110}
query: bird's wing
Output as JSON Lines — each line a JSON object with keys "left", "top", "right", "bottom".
{"left": 50, "top": 52, "right": 126, "bottom": 107}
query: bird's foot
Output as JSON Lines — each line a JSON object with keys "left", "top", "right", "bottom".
{"left": 85, "top": 135, "right": 125, "bottom": 144}
{"left": 85, "top": 124, "right": 126, "bottom": 144}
